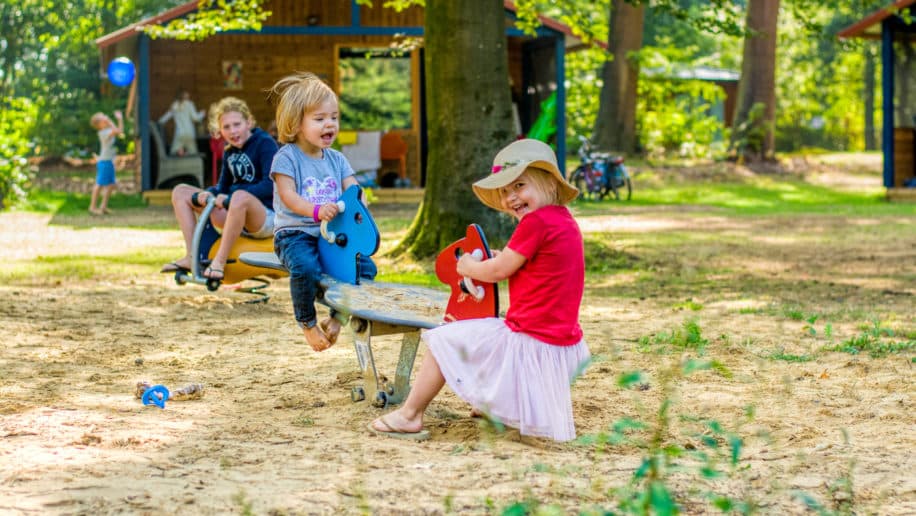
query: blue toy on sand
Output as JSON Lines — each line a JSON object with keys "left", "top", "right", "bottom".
{"left": 141, "top": 385, "right": 169, "bottom": 409}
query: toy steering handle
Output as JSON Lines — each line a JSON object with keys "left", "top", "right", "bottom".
{"left": 461, "top": 249, "right": 485, "bottom": 300}
{"left": 320, "top": 200, "right": 347, "bottom": 244}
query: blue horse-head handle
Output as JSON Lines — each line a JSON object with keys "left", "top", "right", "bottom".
{"left": 318, "top": 185, "right": 380, "bottom": 285}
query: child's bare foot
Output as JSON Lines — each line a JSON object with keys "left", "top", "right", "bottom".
{"left": 319, "top": 317, "right": 342, "bottom": 344}
{"left": 303, "top": 325, "right": 332, "bottom": 352}
{"left": 89, "top": 208, "right": 102, "bottom": 215}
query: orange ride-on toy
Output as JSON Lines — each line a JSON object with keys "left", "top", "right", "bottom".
{"left": 166, "top": 196, "right": 287, "bottom": 302}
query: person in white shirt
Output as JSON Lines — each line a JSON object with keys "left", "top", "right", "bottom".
{"left": 158, "top": 89, "right": 204, "bottom": 156}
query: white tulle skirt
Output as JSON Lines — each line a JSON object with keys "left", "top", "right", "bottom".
{"left": 422, "top": 317, "right": 590, "bottom": 442}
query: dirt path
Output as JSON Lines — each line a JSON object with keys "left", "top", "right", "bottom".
{"left": 0, "top": 195, "right": 914, "bottom": 514}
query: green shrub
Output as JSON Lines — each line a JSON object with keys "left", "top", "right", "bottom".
{"left": 0, "top": 97, "right": 38, "bottom": 209}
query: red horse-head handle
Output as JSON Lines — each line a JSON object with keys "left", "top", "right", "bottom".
{"left": 435, "top": 224, "right": 499, "bottom": 322}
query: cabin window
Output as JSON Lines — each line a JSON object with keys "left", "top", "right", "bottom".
{"left": 338, "top": 47, "right": 412, "bottom": 131}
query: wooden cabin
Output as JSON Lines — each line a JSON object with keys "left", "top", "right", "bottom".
{"left": 95, "top": 0, "right": 585, "bottom": 193}
{"left": 839, "top": 0, "right": 916, "bottom": 201}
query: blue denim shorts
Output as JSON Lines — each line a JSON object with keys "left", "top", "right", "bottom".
{"left": 96, "top": 160, "right": 116, "bottom": 186}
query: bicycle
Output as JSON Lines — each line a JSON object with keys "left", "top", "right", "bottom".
{"left": 568, "top": 135, "right": 632, "bottom": 201}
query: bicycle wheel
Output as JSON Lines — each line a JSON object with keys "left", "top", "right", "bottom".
{"left": 606, "top": 165, "right": 632, "bottom": 201}
{"left": 619, "top": 165, "right": 632, "bottom": 200}
{"left": 570, "top": 167, "right": 595, "bottom": 201}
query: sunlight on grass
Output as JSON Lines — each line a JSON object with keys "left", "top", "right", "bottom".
{"left": 0, "top": 250, "right": 175, "bottom": 284}
{"left": 375, "top": 271, "right": 444, "bottom": 289}
{"left": 22, "top": 189, "right": 149, "bottom": 215}
{"left": 628, "top": 178, "right": 897, "bottom": 215}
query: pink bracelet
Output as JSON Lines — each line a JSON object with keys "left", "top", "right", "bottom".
{"left": 312, "top": 204, "right": 321, "bottom": 222}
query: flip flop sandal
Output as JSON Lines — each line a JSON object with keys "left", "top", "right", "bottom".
{"left": 203, "top": 266, "right": 224, "bottom": 280}
{"left": 160, "top": 261, "right": 190, "bottom": 273}
{"left": 367, "top": 414, "right": 430, "bottom": 441}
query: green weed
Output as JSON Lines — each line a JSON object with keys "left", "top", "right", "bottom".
{"left": 822, "top": 320, "right": 915, "bottom": 358}
{"left": 584, "top": 235, "right": 639, "bottom": 274}
{"left": 638, "top": 318, "right": 709, "bottom": 354}
{"left": 232, "top": 490, "right": 255, "bottom": 515}
{"left": 766, "top": 350, "right": 816, "bottom": 363}
{"left": 291, "top": 414, "right": 314, "bottom": 427}
{"left": 21, "top": 188, "right": 149, "bottom": 215}
{"left": 569, "top": 360, "right": 754, "bottom": 515}
{"left": 672, "top": 298, "right": 704, "bottom": 311}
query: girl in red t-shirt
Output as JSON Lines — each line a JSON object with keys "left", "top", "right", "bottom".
{"left": 369, "top": 139, "right": 590, "bottom": 442}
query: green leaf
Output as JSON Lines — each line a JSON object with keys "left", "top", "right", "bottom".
{"left": 699, "top": 465, "right": 721, "bottom": 479}
{"left": 682, "top": 358, "right": 711, "bottom": 375}
{"left": 500, "top": 502, "right": 528, "bottom": 516}
{"left": 711, "top": 496, "right": 733, "bottom": 511}
{"left": 634, "top": 458, "right": 651, "bottom": 480}
{"left": 617, "top": 370, "right": 645, "bottom": 388}
{"left": 649, "top": 481, "right": 678, "bottom": 515}
{"left": 728, "top": 435, "right": 743, "bottom": 465}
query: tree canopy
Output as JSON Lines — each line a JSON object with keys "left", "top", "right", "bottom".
{"left": 0, "top": 0, "right": 902, "bottom": 208}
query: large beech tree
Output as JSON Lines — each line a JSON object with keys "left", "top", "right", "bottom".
{"left": 731, "top": 0, "right": 780, "bottom": 161}
{"left": 591, "top": 0, "right": 645, "bottom": 154}
{"left": 390, "top": 0, "right": 517, "bottom": 257}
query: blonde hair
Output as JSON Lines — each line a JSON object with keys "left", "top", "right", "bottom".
{"left": 208, "top": 96, "right": 255, "bottom": 136}
{"left": 500, "top": 167, "right": 561, "bottom": 209}
{"left": 90, "top": 112, "right": 107, "bottom": 129}
{"left": 268, "top": 72, "right": 338, "bottom": 144}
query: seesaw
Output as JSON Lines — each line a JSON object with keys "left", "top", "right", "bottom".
{"left": 240, "top": 185, "right": 499, "bottom": 407}
{"left": 165, "top": 196, "right": 288, "bottom": 302}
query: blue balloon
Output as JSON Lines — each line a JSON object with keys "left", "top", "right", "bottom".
{"left": 107, "top": 57, "right": 135, "bottom": 87}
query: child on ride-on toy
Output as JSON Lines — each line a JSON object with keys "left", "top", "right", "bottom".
{"left": 160, "top": 97, "right": 278, "bottom": 280}
{"left": 268, "top": 72, "right": 377, "bottom": 352}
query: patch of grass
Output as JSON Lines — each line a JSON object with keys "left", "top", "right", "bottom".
{"left": 291, "top": 414, "right": 315, "bottom": 427}
{"left": 375, "top": 271, "right": 444, "bottom": 289}
{"left": 21, "top": 189, "right": 148, "bottom": 215}
{"left": 766, "top": 350, "right": 816, "bottom": 363}
{"left": 629, "top": 176, "right": 902, "bottom": 216}
{"left": 584, "top": 235, "right": 639, "bottom": 274}
{"left": 0, "top": 250, "right": 170, "bottom": 284}
{"left": 638, "top": 318, "right": 709, "bottom": 354}
{"left": 751, "top": 303, "right": 874, "bottom": 324}
{"left": 822, "top": 320, "right": 916, "bottom": 358}
{"left": 673, "top": 298, "right": 704, "bottom": 311}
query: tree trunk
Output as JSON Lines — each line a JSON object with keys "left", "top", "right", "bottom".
{"left": 730, "top": 0, "right": 779, "bottom": 162}
{"left": 592, "top": 0, "right": 644, "bottom": 154}
{"left": 390, "top": 0, "right": 516, "bottom": 258}
{"left": 864, "top": 45, "right": 876, "bottom": 151}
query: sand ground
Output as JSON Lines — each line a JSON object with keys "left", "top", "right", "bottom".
{"left": 0, "top": 159, "right": 914, "bottom": 514}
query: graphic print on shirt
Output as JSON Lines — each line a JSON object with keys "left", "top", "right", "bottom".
{"left": 226, "top": 152, "right": 257, "bottom": 182}
{"left": 302, "top": 176, "right": 339, "bottom": 205}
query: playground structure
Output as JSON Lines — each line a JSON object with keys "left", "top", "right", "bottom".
{"left": 240, "top": 186, "right": 498, "bottom": 408}
{"left": 163, "top": 196, "right": 286, "bottom": 301}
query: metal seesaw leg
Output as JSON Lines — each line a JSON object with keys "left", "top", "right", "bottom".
{"left": 390, "top": 330, "right": 420, "bottom": 406}
{"left": 349, "top": 318, "right": 421, "bottom": 408}
{"left": 351, "top": 317, "right": 383, "bottom": 406}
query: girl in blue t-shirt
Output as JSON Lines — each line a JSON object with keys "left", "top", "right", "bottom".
{"left": 268, "top": 72, "right": 377, "bottom": 352}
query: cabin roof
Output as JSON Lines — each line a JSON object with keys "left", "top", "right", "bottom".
{"left": 96, "top": 0, "right": 597, "bottom": 49}
{"left": 838, "top": 0, "right": 916, "bottom": 39}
